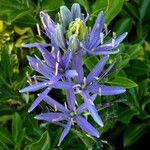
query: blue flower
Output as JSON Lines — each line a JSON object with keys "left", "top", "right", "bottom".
{"left": 81, "top": 12, "right": 128, "bottom": 55}
{"left": 34, "top": 88, "right": 100, "bottom": 146}
{"left": 20, "top": 44, "right": 78, "bottom": 112}
{"left": 71, "top": 52, "right": 126, "bottom": 126}
{"left": 59, "top": 3, "right": 88, "bottom": 28}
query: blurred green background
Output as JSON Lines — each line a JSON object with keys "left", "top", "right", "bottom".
{"left": 0, "top": 0, "right": 149, "bottom": 149}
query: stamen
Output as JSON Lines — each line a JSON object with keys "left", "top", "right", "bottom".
{"left": 54, "top": 104, "right": 58, "bottom": 112}
{"left": 64, "top": 101, "right": 68, "bottom": 109}
{"left": 52, "top": 117, "right": 63, "bottom": 122}
{"left": 89, "top": 98, "right": 94, "bottom": 105}
{"left": 36, "top": 24, "right": 41, "bottom": 36}
{"left": 98, "top": 87, "right": 102, "bottom": 96}
{"left": 112, "top": 38, "right": 115, "bottom": 47}
{"left": 55, "top": 62, "right": 59, "bottom": 76}
{"left": 83, "top": 77, "right": 86, "bottom": 86}
{"left": 57, "top": 51, "right": 60, "bottom": 62}
{"left": 100, "top": 32, "right": 104, "bottom": 44}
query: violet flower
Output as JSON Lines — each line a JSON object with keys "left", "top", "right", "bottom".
{"left": 81, "top": 12, "right": 128, "bottom": 55}
{"left": 35, "top": 89, "right": 100, "bottom": 146}
{"left": 20, "top": 3, "right": 128, "bottom": 146}
{"left": 72, "top": 53, "right": 126, "bottom": 126}
{"left": 19, "top": 45, "right": 78, "bottom": 112}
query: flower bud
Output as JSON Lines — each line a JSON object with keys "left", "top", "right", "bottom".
{"left": 66, "top": 18, "right": 86, "bottom": 41}
{"left": 54, "top": 24, "right": 66, "bottom": 50}
{"left": 60, "top": 6, "right": 72, "bottom": 27}
{"left": 69, "top": 35, "right": 80, "bottom": 53}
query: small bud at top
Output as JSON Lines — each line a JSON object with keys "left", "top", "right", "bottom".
{"left": 66, "top": 18, "right": 86, "bottom": 41}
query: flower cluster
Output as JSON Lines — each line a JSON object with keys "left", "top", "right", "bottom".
{"left": 20, "top": 3, "right": 127, "bottom": 145}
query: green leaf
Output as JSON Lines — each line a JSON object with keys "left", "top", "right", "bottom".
{"left": 113, "top": 17, "right": 132, "bottom": 34}
{"left": 76, "top": 0, "right": 89, "bottom": 13}
{"left": 28, "top": 131, "right": 50, "bottom": 150}
{"left": 83, "top": 56, "right": 99, "bottom": 71}
{"left": 0, "top": 126, "right": 14, "bottom": 145}
{"left": 104, "top": 0, "right": 124, "bottom": 24}
{"left": 127, "top": 44, "right": 143, "bottom": 59}
{"left": 126, "top": 60, "right": 150, "bottom": 76}
{"left": 118, "top": 109, "right": 139, "bottom": 124}
{"left": 12, "top": 112, "right": 23, "bottom": 143}
{"left": 0, "top": 141, "right": 8, "bottom": 150}
{"left": 125, "top": 3, "right": 139, "bottom": 19}
{"left": 41, "top": 0, "right": 64, "bottom": 12}
{"left": 107, "top": 76, "right": 137, "bottom": 88}
{"left": 123, "top": 124, "right": 146, "bottom": 147}
{"left": 139, "top": 0, "right": 150, "bottom": 20}
{"left": 71, "top": 129, "right": 95, "bottom": 149}
{"left": 138, "top": 79, "right": 148, "bottom": 99}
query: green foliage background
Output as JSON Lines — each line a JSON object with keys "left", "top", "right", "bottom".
{"left": 0, "top": 0, "right": 149, "bottom": 149}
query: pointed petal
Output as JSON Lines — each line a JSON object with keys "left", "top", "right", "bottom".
{"left": 71, "top": 3, "right": 81, "bottom": 20}
{"left": 106, "top": 32, "right": 128, "bottom": 47}
{"left": 52, "top": 81, "right": 73, "bottom": 89}
{"left": 81, "top": 91, "right": 104, "bottom": 127}
{"left": 77, "top": 94, "right": 97, "bottom": 114}
{"left": 76, "top": 115, "right": 100, "bottom": 138}
{"left": 66, "top": 88, "right": 75, "bottom": 111}
{"left": 28, "top": 87, "right": 51, "bottom": 112}
{"left": 89, "top": 12, "right": 104, "bottom": 49}
{"left": 72, "top": 52, "right": 84, "bottom": 84}
{"left": 91, "top": 49, "right": 120, "bottom": 55}
{"left": 19, "top": 81, "right": 51, "bottom": 93}
{"left": 60, "top": 6, "right": 72, "bottom": 27}
{"left": 65, "top": 70, "right": 78, "bottom": 78}
{"left": 98, "top": 59, "right": 117, "bottom": 81}
{"left": 87, "top": 55, "right": 109, "bottom": 84}
{"left": 44, "top": 96, "right": 69, "bottom": 112}
{"left": 22, "top": 43, "right": 51, "bottom": 48}
{"left": 35, "top": 112, "right": 69, "bottom": 122}
{"left": 94, "top": 44, "right": 114, "bottom": 52}
{"left": 37, "top": 45, "right": 56, "bottom": 68}
{"left": 40, "top": 11, "right": 55, "bottom": 38}
{"left": 87, "top": 84, "right": 126, "bottom": 95}
{"left": 27, "top": 56, "right": 53, "bottom": 79}
{"left": 54, "top": 24, "right": 66, "bottom": 49}
{"left": 61, "top": 50, "right": 72, "bottom": 69}
{"left": 58, "top": 121, "right": 71, "bottom": 146}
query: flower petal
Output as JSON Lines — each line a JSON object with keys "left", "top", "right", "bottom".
{"left": 98, "top": 59, "right": 117, "bottom": 81}
{"left": 61, "top": 50, "right": 72, "bottom": 69}
{"left": 19, "top": 81, "right": 51, "bottom": 93}
{"left": 27, "top": 56, "right": 53, "bottom": 79}
{"left": 72, "top": 52, "right": 84, "bottom": 84}
{"left": 89, "top": 11, "right": 104, "bottom": 49}
{"left": 28, "top": 87, "right": 51, "bottom": 112}
{"left": 86, "top": 55, "right": 109, "bottom": 84}
{"left": 77, "top": 94, "right": 97, "bottom": 114}
{"left": 65, "top": 70, "right": 78, "bottom": 78}
{"left": 71, "top": 3, "right": 81, "bottom": 20}
{"left": 44, "top": 96, "right": 68, "bottom": 112}
{"left": 37, "top": 45, "right": 56, "bottom": 68}
{"left": 58, "top": 120, "right": 71, "bottom": 146}
{"left": 34, "top": 112, "right": 69, "bottom": 122}
{"left": 91, "top": 49, "right": 120, "bottom": 55}
{"left": 40, "top": 11, "right": 55, "bottom": 38}
{"left": 60, "top": 6, "right": 72, "bottom": 27}
{"left": 87, "top": 84, "right": 126, "bottom": 95}
{"left": 106, "top": 32, "right": 128, "bottom": 48}
{"left": 22, "top": 43, "right": 51, "bottom": 48}
{"left": 76, "top": 115, "right": 100, "bottom": 138}
{"left": 54, "top": 24, "right": 66, "bottom": 50}
{"left": 66, "top": 88, "right": 75, "bottom": 111}
{"left": 81, "top": 91, "right": 104, "bottom": 127}
{"left": 52, "top": 81, "right": 73, "bottom": 89}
